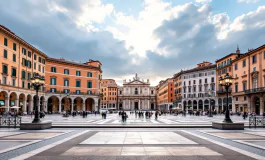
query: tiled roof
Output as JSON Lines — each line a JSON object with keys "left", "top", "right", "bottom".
{"left": 182, "top": 64, "right": 216, "bottom": 74}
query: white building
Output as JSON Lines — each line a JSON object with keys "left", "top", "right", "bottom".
{"left": 181, "top": 62, "right": 217, "bottom": 112}
{"left": 118, "top": 74, "right": 157, "bottom": 110}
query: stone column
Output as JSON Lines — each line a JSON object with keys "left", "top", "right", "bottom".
{"left": 202, "top": 100, "right": 205, "bottom": 111}
{"left": 23, "top": 99, "right": 27, "bottom": 112}
{"left": 5, "top": 96, "right": 9, "bottom": 112}
{"left": 139, "top": 99, "right": 141, "bottom": 110}
{"left": 148, "top": 99, "right": 150, "bottom": 110}
{"left": 71, "top": 102, "right": 74, "bottom": 113}
{"left": 15, "top": 98, "right": 19, "bottom": 106}
{"left": 82, "top": 102, "right": 85, "bottom": 111}
{"left": 59, "top": 101, "right": 62, "bottom": 113}
{"left": 129, "top": 99, "right": 130, "bottom": 110}
{"left": 191, "top": 101, "right": 194, "bottom": 111}
{"left": 29, "top": 99, "right": 33, "bottom": 112}
{"left": 123, "top": 100, "right": 125, "bottom": 110}
{"left": 260, "top": 97, "right": 264, "bottom": 115}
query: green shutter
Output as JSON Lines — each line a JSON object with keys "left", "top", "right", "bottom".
{"left": 4, "top": 38, "right": 8, "bottom": 46}
{"left": 13, "top": 54, "right": 16, "bottom": 62}
{"left": 88, "top": 81, "right": 92, "bottom": 88}
{"left": 13, "top": 43, "right": 16, "bottom": 51}
{"left": 4, "top": 50, "right": 7, "bottom": 58}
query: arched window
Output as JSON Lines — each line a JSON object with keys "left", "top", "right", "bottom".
{"left": 135, "top": 88, "right": 138, "bottom": 95}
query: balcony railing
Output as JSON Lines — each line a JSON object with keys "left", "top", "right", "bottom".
{"left": 244, "top": 87, "right": 265, "bottom": 94}
{"left": 46, "top": 90, "right": 101, "bottom": 96}
{"left": 217, "top": 88, "right": 232, "bottom": 94}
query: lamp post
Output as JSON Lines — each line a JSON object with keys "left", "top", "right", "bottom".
{"left": 31, "top": 73, "right": 45, "bottom": 123}
{"left": 208, "top": 89, "right": 213, "bottom": 117}
{"left": 219, "top": 73, "right": 233, "bottom": 123}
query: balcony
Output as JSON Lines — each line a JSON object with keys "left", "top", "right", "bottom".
{"left": 174, "top": 98, "right": 182, "bottom": 103}
{"left": 217, "top": 88, "right": 232, "bottom": 94}
{"left": 244, "top": 87, "right": 265, "bottom": 94}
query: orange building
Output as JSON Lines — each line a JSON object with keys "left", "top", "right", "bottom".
{"left": 216, "top": 48, "right": 242, "bottom": 112}
{"left": 156, "top": 78, "right": 174, "bottom": 111}
{"left": 231, "top": 45, "right": 265, "bottom": 114}
{"left": 45, "top": 58, "right": 102, "bottom": 113}
{"left": 100, "top": 79, "right": 118, "bottom": 110}
{"left": 173, "top": 71, "right": 183, "bottom": 109}
{"left": 0, "top": 25, "right": 47, "bottom": 113}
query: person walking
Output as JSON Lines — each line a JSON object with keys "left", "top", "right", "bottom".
{"left": 121, "top": 110, "right": 127, "bottom": 122}
{"left": 155, "top": 110, "right": 158, "bottom": 120}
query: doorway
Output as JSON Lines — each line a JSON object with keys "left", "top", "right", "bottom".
{"left": 255, "top": 98, "right": 260, "bottom": 115}
{"left": 135, "top": 102, "right": 138, "bottom": 110}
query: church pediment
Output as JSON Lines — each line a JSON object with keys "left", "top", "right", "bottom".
{"left": 126, "top": 80, "right": 147, "bottom": 85}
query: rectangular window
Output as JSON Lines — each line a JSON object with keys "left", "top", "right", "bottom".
{"left": 27, "top": 83, "right": 31, "bottom": 89}
{"left": 252, "top": 55, "right": 257, "bottom": 64}
{"left": 27, "top": 73, "right": 31, "bottom": 80}
{"left": 22, "top": 48, "right": 26, "bottom": 55}
{"left": 42, "top": 59, "right": 45, "bottom": 64}
{"left": 28, "top": 61, "right": 32, "bottom": 68}
{"left": 28, "top": 51, "right": 31, "bottom": 58}
{"left": 64, "top": 69, "right": 69, "bottom": 74}
{"left": 34, "top": 63, "right": 36, "bottom": 70}
{"left": 38, "top": 65, "right": 41, "bottom": 72}
{"left": 4, "top": 38, "right": 8, "bottom": 46}
{"left": 243, "top": 82, "right": 247, "bottom": 91}
{"left": 12, "top": 79, "right": 15, "bottom": 86}
{"left": 87, "top": 81, "right": 92, "bottom": 88}
{"left": 193, "top": 80, "right": 196, "bottom": 84}
{"left": 63, "top": 89, "right": 69, "bottom": 93}
{"left": 2, "top": 77, "right": 7, "bottom": 85}
{"left": 38, "top": 57, "right": 41, "bottom": 63}
{"left": 236, "top": 97, "right": 238, "bottom": 101}
{"left": 42, "top": 66, "right": 45, "bottom": 73}
{"left": 51, "top": 67, "right": 56, "bottom": 73}
{"left": 76, "top": 90, "right": 80, "bottom": 94}
{"left": 235, "top": 83, "right": 238, "bottom": 92}
{"left": 64, "top": 79, "right": 69, "bottom": 86}
{"left": 34, "top": 54, "right": 37, "bottom": 60}
{"left": 13, "top": 54, "right": 16, "bottom": 62}
{"left": 13, "top": 43, "right": 16, "bottom": 51}
{"left": 87, "top": 72, "right": 92, "bottom": 77}
{"left": 11, "top": 68, "right": 16, "bottom": 77}
{"left": 205, "top": 78, "right": 207, "bottom": 83}
{"left": 50, "top": 88, "right": 56, "bottom": 93}
{"left": 3, "top": 49, "right": 7, "bottom": 58}
{"left": 234, "top": 63, "right": 238, "bottom": 70}
{"left": 76, "top": 80, "right": 81, "bottom": 87}
{"left": 21, "top": 70, "right": 26, "bottom": 79}
{"left": 244, "top": 96, "right": 247, "bottom": 101}
{"left": 211, "top": 77, "right": 214, "bottom": 83}
{"left": 50, "top": 78, "right": 56, "bottom": 85}
{"left": 242, "top": 59, "right": 246, "bottom": 67}
{"left": 2, "top": 65, "right": 8, "bottom": 75}
{"left": 76, "top": 71, "right": 81, "bottom": 76}
{"left": 22, "top": 81, "right": 25, "bottom": 88}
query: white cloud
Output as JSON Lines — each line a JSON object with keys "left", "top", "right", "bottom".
{"left": 195, "top": 0, "right": 212, "bottom": 4}
{"left": 237, "top": 0, "right": 259, "bottom": 3}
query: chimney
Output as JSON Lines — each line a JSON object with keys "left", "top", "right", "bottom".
{"left": 236, "top": 44, "right": 240, "bottom": 54}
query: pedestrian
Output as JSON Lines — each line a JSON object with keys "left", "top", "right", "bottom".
{"left": 155, "top": 110, "right": 158, "bottom": 120}
{"left": 121, "top": 110, "right": 127, "bottom": 122}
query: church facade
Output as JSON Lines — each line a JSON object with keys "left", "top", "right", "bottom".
{"left": 117, "top": 74, "right": 157, "bottom": 110}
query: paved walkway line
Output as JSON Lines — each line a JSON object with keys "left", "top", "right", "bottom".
{"left": 181, "top": 130, "right": 265, "bottom": 160}
{"left": 150, "top": 119, "right": 160, "bottom": 124}
{"left": 9, "top": 130, "right": 89, "bottom": 160}
{"left": 98, "top": 119, "right": 113, "bottom": 124}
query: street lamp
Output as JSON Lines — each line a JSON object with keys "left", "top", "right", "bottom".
{"left": 31, "top": 73, "right": 45, "bottom": 123}
{"left": 208, "top": 89, "right": 213, "bottom": 117}
{"left": 219, "top": 73, "right": 233, "bottom": 123}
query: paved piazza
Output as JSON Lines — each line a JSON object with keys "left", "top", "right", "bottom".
{"left": 0, "top": 114, "right": 264, "bottom": 159}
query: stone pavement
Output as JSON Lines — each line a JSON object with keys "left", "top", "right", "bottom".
{"left": 20, "top": 113, "right": 249, "bottom": 127}
{"left": 0, "top": 127, "right": 265, "bottom": 160}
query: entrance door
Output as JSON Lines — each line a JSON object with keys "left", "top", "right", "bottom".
{"left": 255, "top": 98, "right": 260, "bottom": 115}
{"left": 135, "top": 102, "right": 138, "bottom": 110}
{"left": 151, "top": 103, "right": 154, "bottom": 110}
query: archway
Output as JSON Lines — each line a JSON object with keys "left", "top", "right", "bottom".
{"left": 183, "top": 101, "right": 187, "bottom": 111}
{"left": 0, "top": 91, "right": 8, "bottom": 112}
{"left": 9, "top": 92, "right": 17, "bottom": 107}
{"left": 193, "top": 100, "right": 197, "bottom": 110}
{"left": 188, "top": 100, "right": 192, "bottom": 110}
{"left": 198, "top": 100, "right": 203, "bottom": 110}
{"left": 119, "top": 103, "right": 123, "bottom": 110}
{"left": 26, "top": 94, "right": 33, "bottom": 113}
{"left": 204, "top": 99, "right": 209, "bottom": 111}
{"left": 48, "top": 96, "right": 59, "bottom": 113}
{"left": 85, "top": 98, "right": 94, "bottom": 111}
{"left": 253, "top": 97, "right": 260, "bottom": 115}
{"left": 151, "top": 103, "right": 154, "bottom": 110}
{"left": 61, "top": 96, "right": 71, "bottom": 112}
{"left": 74, "top": 97, "right": 83, "bottom": 111}
{"left": 19, "top": 93, "right": 26, "bottom": 112}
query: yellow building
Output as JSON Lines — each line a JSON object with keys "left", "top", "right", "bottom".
{"left": 100, "top": 79, "right": 117, "bottom": 110}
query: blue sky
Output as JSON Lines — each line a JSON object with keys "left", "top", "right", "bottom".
{"left": 0, "top": 0, "right": 265, "bottom": 85}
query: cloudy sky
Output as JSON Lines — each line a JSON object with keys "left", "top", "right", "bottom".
{"left": 1, "top": 0, "right": 265, "bottom": 86}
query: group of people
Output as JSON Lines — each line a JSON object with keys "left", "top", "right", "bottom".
{"left": 118, "top": 110, "right": 161, "bottom": 122}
